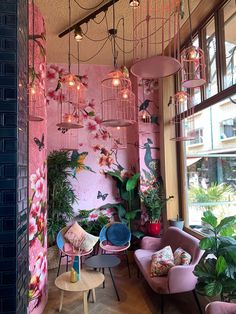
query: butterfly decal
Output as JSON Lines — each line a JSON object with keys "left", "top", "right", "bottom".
{"left": 97, "top": 191, "right": 108, "bottom": 201}
{"left": 70, "top": 150, "right": 95, "bottom": 177}
{"left": 34, "top": 133, "right": 44, "bottom": 151}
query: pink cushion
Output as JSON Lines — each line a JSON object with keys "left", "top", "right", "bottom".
{"left": 150, "top": 245, "right": 174, "bottom": 277}
{"left": 174, "top": 247, "right": 191, "bottom": 265}
{"left": 64, "top": 222, "right": 86, "bottom": 250}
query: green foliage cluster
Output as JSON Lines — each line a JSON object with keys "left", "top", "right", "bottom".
{"left": 188, "top": 183, "right": 232, "bottom": 209}
{"left": 106, "top": 171, "right": 142, "bottom": 237}
{"left": 194, "top": 211, "right": 236, "bottom": 302}
{"left": 140, "top": 182, "right": 174, "bottom": 223}
{"left": 77, "top": 209, "right": 110, "bottom": 236}
{"left": 47, "top": 150, "right": 77, "bottom": 246}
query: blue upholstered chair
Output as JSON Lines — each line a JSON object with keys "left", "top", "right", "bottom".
{"left": 99, "top": 222, "right": 131, "bottom": 277}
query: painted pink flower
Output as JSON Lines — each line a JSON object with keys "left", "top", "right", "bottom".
{"left": 29, "top": 238, "right": 42, "bottom": 272}
{"left": 100, "top": 147, "right": 109, "bottom": 156}
{"left": 30, "top": 166, "right": 45, "bottom": 199}
{"left": 31, "top": 201, "right": 41, "bottom": 217}
{"left": 46, "top": 67, "right": 58, "bottom": 81}
{"left": 29, "top": 217, "right": 38, "bottom": 241}
{"left": 36, "top": 253, "right": 47, "bottom": 286}
{"left": 120, "top": 169, "right": 130, "bottom": 178}
{"left": 86, "top": 120, "right": 98, "bottom": 133}
{"left": 102, "top": 208, "right": 114, "bottom": 218}
{"left": 88, "top": 212, "right": 99, "bottom": 221}
{"left": 102, "top": 131, "right": 109, "bottom": 141}
{"left": 92, "top": 144, "right": 101, "bottom": 152}
{"left": 98, "top": 154, "right": 108, "bottom": 167}
{"left": 106, "top": 156, "right": 114, "bottom": 168}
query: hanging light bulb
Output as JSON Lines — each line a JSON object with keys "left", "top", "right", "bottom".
{"left": 177, "top": 92, "right": 186, "bottom": 103}
{"left": 121, "top": 89, "right": 129, "bottom": 99}
{"left": 129, "top": 0, "right": 140, "bottom": 8}
{"left": 74, "top": 25, "right": 83, "bottom": 42}
{"left": 117, "top": 126, "right": 121, "bottom": 130}
{"left": 30, "top": 83, "right": 36, "bottom": 95}
{"left": 112, "top": 77, "right": 120, "bottom": 87}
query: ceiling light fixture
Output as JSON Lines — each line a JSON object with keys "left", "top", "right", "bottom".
{"left": 129, "top": 0, "right": 140, "bottom": 8}
{"left": 131, "top": 0, "right": 181, "bottom": 79}
{"left": 74, "top": 25, "right": 83, "bottom": 42}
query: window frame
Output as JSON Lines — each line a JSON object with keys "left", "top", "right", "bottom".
{"left": 177, "top": 0, "right": 236, "bottom": 234}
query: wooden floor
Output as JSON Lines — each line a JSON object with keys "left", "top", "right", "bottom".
{"left": 44, "top": 260, "right": 207, "bottom": 314}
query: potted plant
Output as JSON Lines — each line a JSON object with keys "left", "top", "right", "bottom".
{"left": 140, "top": 181, "right": 174, "bottom": 236}
{"left": 169, "top": 214, "right": 184, "bottom": 230}
{"left": 47, "top": 150, "right": 77, "bottom": 269}
{"left": 193, "top": 210, "right": 236, "bottom": 302}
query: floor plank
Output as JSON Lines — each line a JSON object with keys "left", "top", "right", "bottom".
{"left": 44, "top": 261, "right": 207, "bottom": 314}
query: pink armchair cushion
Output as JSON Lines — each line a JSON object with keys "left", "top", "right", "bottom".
{"left": 174, "top": 247, "right": 191, "bottom": 265}
{"left": 135, "top": 227, "right": 203, "bottom": 295}
{"left": 205, "top": 301, "right": 236, "bottom": 314}
{"left": 151, "top": 246, "right": 175, "bottom": 277}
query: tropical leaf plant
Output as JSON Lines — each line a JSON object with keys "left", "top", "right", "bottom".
{"left": 193, "top": 210, "right": 236, "bottom": 302}
{"left": 47, "top": 150, "right": 77, "bottom": 246}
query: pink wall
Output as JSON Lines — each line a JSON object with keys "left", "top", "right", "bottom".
{"left": 46, "top": 63, "right": 139, "bottom": 212}
{"left": 28, "top": 4, "right": 48, "bottom": 313}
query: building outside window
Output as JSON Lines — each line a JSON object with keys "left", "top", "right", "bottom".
{"left": 220, "top": 117, "right": 236, "bottom": 139}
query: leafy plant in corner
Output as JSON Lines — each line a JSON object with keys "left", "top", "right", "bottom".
{"left": 105, "top": 171, "right": 142, "bottom": 238}
{"left": 140, "top": 181, "right": 174, "bottom": 223}
{"left": 193, "top": 210, "right": 236, "bottom": 302}
{"left": 47, "top": 150, "right": 77, "bottom": 246}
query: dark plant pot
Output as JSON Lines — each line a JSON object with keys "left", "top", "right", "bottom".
{"left": 147, "top": 222, "right": 161, "bottom": 236}
{"left": 169, "top": 219, "right": 184, "bottom": 230}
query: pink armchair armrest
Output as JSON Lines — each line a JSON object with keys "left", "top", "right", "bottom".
{"left": 141, "top": 236, "right": 162, "bottom": 251}
{"left": 205, "top": 301, "right": 236, "bottom": 314}
{"left": 168, "top": 265, "right": 197, "bottom": 294}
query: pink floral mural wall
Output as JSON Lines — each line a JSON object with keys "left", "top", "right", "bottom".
{"left": 28, "top": 3, "right": 48, "bottom": 313}
{"left": 46, "top": 63, "right": 139, "bottom": 214}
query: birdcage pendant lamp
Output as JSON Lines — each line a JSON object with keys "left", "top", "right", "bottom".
{"left": 181, "top": 46, "right": 206, "bottom": 88}
{"left": 169, "top": 91, "right": 196, "bottom": 141}
{"left": 101, "top": 70, "right": 136, "bottom": 127}
{"left": 56, "top": 80, "right": 84, "bottom": 133}
{"left": 131, "top": 0, "right": 181, "bottom": 79}
{"left": 108, "top": 126, "right": 127, "bottom": 149}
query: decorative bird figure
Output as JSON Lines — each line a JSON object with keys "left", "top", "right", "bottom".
{"left": 143, "top": 138, "right": 160, "bottom": 177}
{"left": 139, "top": 99, "right": 152, "bottom": 112}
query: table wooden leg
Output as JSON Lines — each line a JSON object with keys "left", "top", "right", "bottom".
{"left": 92, "top": 288, "right": 96, "bottom": 303}
{"left": 59, "top": 290, "right": 64, "bottom": 312}
{"left": 83, "top": 291, "right": 89, "bottom": 314}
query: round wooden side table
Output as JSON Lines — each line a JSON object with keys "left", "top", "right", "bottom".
{"left": 55, "top": 269, "right": 104, "bottom": 314}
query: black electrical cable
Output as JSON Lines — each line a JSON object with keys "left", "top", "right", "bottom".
{"left": 70, "top": 37, "right": 109, "bottom": 62}
{"left": 187, "top": 0, "right": 193, "bottom": 44}
{"left": 92, "top": 10, "right": 107, "bottom": 25}
{"left": 73, "top": 0, "right": 105, "bottom": 11}
{"left": 84, "top": 33, "right": 108, "bottom": 42}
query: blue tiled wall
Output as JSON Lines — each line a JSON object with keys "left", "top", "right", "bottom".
{"left": 0, "top": 0, "right": 28, "bottom": 313}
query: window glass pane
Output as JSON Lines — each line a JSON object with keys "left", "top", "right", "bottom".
{"left": 184, "top": 96, "right": 236, "bottom": 232}
{"left": 202, "top": 19, "right": 218, "bottom": 98}
{"left": 222, "top": 0, "right": 236, "bottom": 89}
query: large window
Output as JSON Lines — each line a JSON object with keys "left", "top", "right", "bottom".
{"left": 222, "top": 0, "right": 236, "bottom": 89}
{"left": 184, "top": 98, "right": 236, "bottom": 232}
{"left": 180, "top": 0, "right": 236, "bottom": 233}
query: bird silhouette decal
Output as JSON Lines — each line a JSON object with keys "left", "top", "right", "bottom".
{"left": 139, "top": 99, "right": 159, "bottom": 125}
{"left": 143, "top": 138, "right": 160, "bottom": 177}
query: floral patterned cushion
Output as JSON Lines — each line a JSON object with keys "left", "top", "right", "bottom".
{"left": 64, "top": 222, "right": 99, "bottom": 252}
{"left": 174, "top": 247, "right": 191, "bottom": 265}
{"left": 64, "top": 222, "right": 86, "bottom": 250}
{"left": 150, "top": 245, "right": 175, "bottom": 277}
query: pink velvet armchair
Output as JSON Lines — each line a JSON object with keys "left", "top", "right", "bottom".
{"left": 134, "top": 227, "right": 203, "bottom": 314}
{"left": 205, "top": 301, "right": 236, "bottom": 314}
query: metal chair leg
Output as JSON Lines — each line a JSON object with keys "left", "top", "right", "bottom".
{"left": 125, "top": 251, "right": 131, "bottom": 278}
{"left": 160, "top": 294, "right": 164, "bottom": 314}
{"left": 193, "top": 290, "right": 202, "bottom": 314}
{"left": 109, "top": 267, "right": 120, "bottom": 301}
{"left": 57, "top": 252, "right": 63, "bottom": 277}
{"left": 66, "top": 255, "right": 69, "bottom": 272}
{"left": 102, "top": 268, "right": 105, "bottom": 288}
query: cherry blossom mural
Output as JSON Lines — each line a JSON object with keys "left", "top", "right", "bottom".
{"left": 28, "top": 3, "right": 48, "bottom": 313}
